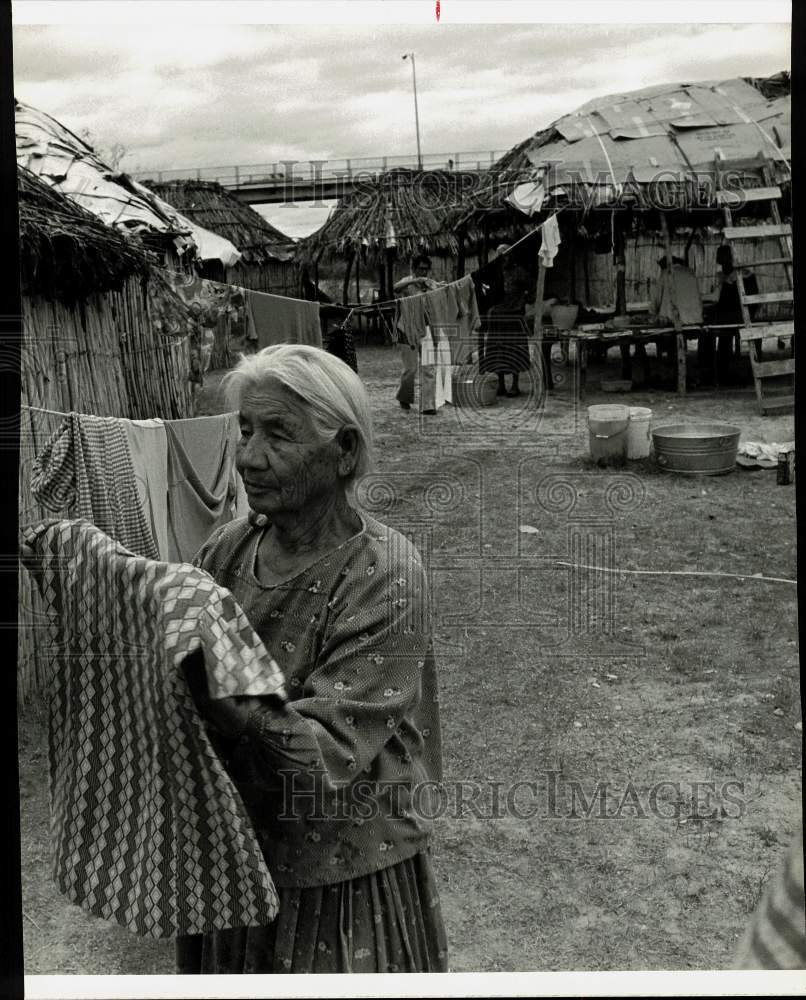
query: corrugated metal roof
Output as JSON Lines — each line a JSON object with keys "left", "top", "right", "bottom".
{"left": 495, "top": 76, "right": 791, "bottom": 213}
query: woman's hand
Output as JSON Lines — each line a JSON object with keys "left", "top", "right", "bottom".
{"left": 183, "top": 649, "right": 268, "bottom": 739}
{"left": 198, "top": 694, "right": 265, "bottom": 739}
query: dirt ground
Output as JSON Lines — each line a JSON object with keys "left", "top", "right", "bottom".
{"left": 18, "top": 341, "right": 801, "bottom": 974}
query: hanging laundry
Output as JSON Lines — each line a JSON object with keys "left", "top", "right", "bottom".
{"left": 451, "top": 275, "right": 482, "bottom": 366}
{"left": 30, "top": 413, "right": 158, "bottom": 559}
{"left": 165, "top": 412, "right": 242, "bottom": 564}
{"left": 146, "top": 270, "right": 206, "bottom": 387}
{"left": 419, "top": 326, "right": 452, "bottom": 411}
{"left": 423, "top": 284, "right": 459, "bottom": 364}
{"left": 652, "top": 258, "right": 703, "bottom": 325}
{"left": 538, "top": 214, "right": 562, "bottom": 268}
{"left": 120, "top": 417, "right": 170, "bottom": 560}
{"left": 20, "top": 518, "right": 286, "bottom": 939}
{"left": 163, "top": 270, "right": 252, "bottom": 378}
{"left": 396, "top": 293, "right": 429, "bottom": 348}
{"left": 245, "top": 289, "right": 322, "bottom": 349}
{"left": 325, "top": 320, "right": 359, "bottom": 372}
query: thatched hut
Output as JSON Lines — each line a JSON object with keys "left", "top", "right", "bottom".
{"left": 18, "top": 164, "right": 194, "bottom": 419}
{"left": 462, "top": 75, "right": 791, "bottom": 307}
{"left": 16, "top": 100, "right": 242, "bottom": 273}
{"left": 18, "top": 165, "right": 200, "bottom": 703}
{"left": 144, "top": 179, "right": 299, "bottom": 294}
{"left": 298, "top": 168, "right": 506, "bottom": 302}
{"left": 458, "top": 75, "right": 792, "bottom": 398}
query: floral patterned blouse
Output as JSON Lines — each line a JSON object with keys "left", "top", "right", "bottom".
{"left": 193, "top": 511, "right": 442, "bottom": 890}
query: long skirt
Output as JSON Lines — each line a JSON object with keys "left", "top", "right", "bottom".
{"left": 175, "top": 852, "right": 448, "bottom": 974}
{"left": 480, "top": 320, "right": 530, "bottom": 375}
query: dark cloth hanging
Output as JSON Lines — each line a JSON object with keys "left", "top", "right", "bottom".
{"left": 324, "top": 320, "right": 358, "bottom": 373}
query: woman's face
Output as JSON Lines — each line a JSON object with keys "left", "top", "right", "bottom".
{"left": 236, "top": 377, "right": 345, "bottom": 518}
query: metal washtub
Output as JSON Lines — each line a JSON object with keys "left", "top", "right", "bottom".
{"left": 651, "top": 422, "right": 741, "bottom": 476}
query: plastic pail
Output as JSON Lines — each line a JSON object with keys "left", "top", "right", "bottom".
{"left": 587, "top": 404, "right": 630, "bottom": 465}
{"left": 627, "top": 407, "right": 652, "bottom": 460}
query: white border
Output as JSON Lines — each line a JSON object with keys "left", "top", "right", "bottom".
{"left": 13, "top": 1, "right": 795, "bottom": 998}
{"left": 21, "top": 970, "right": 806, "bottom": 998}
{"left": 11, "top": 0, "right": 794, "bottom": 25}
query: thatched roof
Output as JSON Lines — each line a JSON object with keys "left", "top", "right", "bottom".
{"left": 298, "top": 168, "right": 484, "bottom": 263}
{"left": 16, "top": 100, "right": 242, "bottom": 267}
{"left": 17, "top": 165, "right": 150, "bottom": 303}
{"left": 143, "top": 179, "right": 294, "bottom": 262}
{"left": 465, "top": 74, "right": 791, "bottom": 220}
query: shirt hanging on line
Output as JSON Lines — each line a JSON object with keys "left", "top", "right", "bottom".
{"left": 246, "top": 290, "right": 322, "bottom": 349}
{"left": 20, "top": 518, "right": 287, "bottom": 939}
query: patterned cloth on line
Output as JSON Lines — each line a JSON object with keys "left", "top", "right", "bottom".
{"left": 20, "top": 518, "right": 288, "bottom": 939}
{"left": 30, "top": 412, "right": 159, "bottom": 559}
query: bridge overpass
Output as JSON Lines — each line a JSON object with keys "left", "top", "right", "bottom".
{"left": 131, "top": 150, "right": 508, "bottom": 204}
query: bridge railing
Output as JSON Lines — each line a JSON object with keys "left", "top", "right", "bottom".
{"left": 130, "top": 150, "right": 510, "bottom": 187}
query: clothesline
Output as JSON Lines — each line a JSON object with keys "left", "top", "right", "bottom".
{"left": 346, "top": 212, "right": 561, "bottom": 315}
{"left": 553, "top": 561, "right": 797, "bottom": 586}
{"left": 22, "top": 402, "right": 239, "bottom": 421}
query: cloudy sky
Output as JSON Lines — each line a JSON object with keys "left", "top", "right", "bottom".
{"left": 12, "top": 15, "right": 791, "bottom": 236}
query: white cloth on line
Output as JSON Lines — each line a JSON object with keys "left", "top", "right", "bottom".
{"left": 538, "top": 214, "right": 561, "bottom": 268}
{"left": 421, "top": 326, "right": 452, "bottom": 410}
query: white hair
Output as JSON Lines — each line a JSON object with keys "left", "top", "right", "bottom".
{"left": 221, "top": 344, "right": 373, "bottom": 482}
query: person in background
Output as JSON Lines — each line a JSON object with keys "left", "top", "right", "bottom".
{"left": 393, "top": 253, "right": 442, "bottom": 299}
{"left": 393, "top": 254, "right": 444, "bottom": 412}
{"left": 178, "top": 344, "right": 447, "bottom": 974}
{"left": 478, "top": 246, "right": 532, "bottom": 397}
{"left": 710, "top": 242, "right": 759, "bottom": 384}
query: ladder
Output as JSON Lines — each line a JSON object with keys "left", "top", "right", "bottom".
{"left": 715, "top": 153, "right": 794, "bottom": 415}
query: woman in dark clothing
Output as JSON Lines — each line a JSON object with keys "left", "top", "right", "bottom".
{"left": 474, "top": 248, "right": 532, "bottom": 397}
{"left": 178, "top": 344, "right": 447, "bottom": 974}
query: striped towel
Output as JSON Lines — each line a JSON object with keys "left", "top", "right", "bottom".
{"left": 735, "top": 829, "right": 806, "bottom": 969}
{"left": 30, "top": 413, "right": 159, "bottom": 559}
{"left": 20, "top": 518, "right": 287, "bottom": 939}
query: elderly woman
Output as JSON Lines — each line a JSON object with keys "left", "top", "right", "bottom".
{"left": 177, "top": 344, "right": 447, "bottom": 974}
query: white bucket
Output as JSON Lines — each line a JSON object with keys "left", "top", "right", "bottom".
{"left": 627, "top": 407, "right": 653, "bottom": 460}
{"left": 588, "top": 404, "right": 630, "bottom": 465}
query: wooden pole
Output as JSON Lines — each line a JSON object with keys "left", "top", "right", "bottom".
{"left": 355, "top": 253, "right": 361, "bottom": 304}
{"left": 342, "top": 251, "right": 355, "bottom": 307}
{"left": 613, "top": 212, "right": 627, "bottom": 315}
{"left": 583, "top": 239, "right": 591, "bottom": 306}
{"left": 613, "top": 212, "right": 632, "bottom": 379}
{"left": 533, "top": 249, "right": 550, "bottom": 396}
{"left": 659, "top": 211, "right": 685, "bottom": 396}
{"left": 385, "top": 247, "right": 395, "bottom": 304}
{"left": 456, "top": 226, "right": 466, "bottom": 279}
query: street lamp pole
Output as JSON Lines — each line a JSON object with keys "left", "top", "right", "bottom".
{"left": 402, "top": 52, "right": 423, "bottom": 170}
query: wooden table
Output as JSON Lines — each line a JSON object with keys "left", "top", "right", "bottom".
{"left": 541, "top": 323, "right": 743, "bottom": 397}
